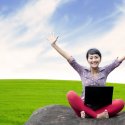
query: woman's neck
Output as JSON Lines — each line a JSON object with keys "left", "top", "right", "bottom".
{"left": 90, "top": 67, "right": 99, "bottom": 75}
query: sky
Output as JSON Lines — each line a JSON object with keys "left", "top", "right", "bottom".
{"left": 0, "top": 0, "right": 125, "bottom": 83}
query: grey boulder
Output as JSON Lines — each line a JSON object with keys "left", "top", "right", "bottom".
{"left": 25, "top": 105, "right": 125, "bottom": 125}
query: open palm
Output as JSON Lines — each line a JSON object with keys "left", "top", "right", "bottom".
{"left": 47, "top": 33, "right": 58, "bottom": 45}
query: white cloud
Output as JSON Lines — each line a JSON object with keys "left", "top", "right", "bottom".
{"left": 0, "top": 0, "right": 61, "bottom": 78}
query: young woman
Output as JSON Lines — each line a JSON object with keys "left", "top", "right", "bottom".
{"left": 47, "top": 33, "right": 125, "bottom": 119}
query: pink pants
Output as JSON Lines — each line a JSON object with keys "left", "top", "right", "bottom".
{"left": 67, "top": 90, "right": 125, "bottom": 118}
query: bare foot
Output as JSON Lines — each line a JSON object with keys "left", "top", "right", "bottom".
{"left": 81, "top": 111, "right": 85, "bottom": 118}
{"left": 97, "top": 110, "right": 109, "bottom": 119}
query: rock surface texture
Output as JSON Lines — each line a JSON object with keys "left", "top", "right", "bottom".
{"left": 25, "top": 105, "right": 125, "bottom": 125}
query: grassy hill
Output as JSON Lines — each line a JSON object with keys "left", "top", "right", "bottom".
{"left": 0, "top": 79, "right": 125, "bottom": 125}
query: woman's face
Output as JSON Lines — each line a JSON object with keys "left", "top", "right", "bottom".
{"left": 87, "top": 54, "right": 101, "bottom": 69}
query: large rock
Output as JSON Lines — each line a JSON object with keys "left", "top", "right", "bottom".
{"left": 25, "top": 105, "right": 125, "bottom": 125}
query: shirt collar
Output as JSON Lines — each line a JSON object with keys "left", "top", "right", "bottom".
{"left": 84, "top": 67, "right": 105, "bottom": 72}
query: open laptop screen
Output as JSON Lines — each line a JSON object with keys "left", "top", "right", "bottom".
{"left": 84, "top": 86, "right": 113, "bottom": 110}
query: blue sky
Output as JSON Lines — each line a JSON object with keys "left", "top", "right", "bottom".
{"left": 0, "top": 0, "right": 125, "bottom": 83}
{"left": 51, "top": 0, "right": 122, "bottom": 31}
{"left": 0, "top": 0, "right": 28, "bottom": 15}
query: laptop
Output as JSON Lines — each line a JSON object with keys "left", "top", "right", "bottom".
{"left": 84, "top": 86, "right": 113, "bottom": 110}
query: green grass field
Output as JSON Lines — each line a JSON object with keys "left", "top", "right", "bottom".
{"left": 0, "top": 79, "right": 125, "bottom": 125}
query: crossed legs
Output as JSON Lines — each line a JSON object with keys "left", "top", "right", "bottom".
{"left": 66, "top": 90, "right": 124, "bottom": 118}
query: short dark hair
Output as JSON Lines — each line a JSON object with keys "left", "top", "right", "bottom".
{"left": 86, "top": 48, "right": 101, "bottom": 59}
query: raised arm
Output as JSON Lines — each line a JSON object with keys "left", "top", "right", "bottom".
{"left": 47, "top": 33, "right": 73, "bottom": 61}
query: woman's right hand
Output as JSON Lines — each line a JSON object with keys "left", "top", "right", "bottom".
{"left": 47, "top": 33, "right": 59, "bottom": 45}
{"left": 47, "top": 33, "right": 72, "bottom": 61}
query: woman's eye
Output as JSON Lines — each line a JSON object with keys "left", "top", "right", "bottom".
{"left": 95, "top": 56, "right": 98, "bottom": 59}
